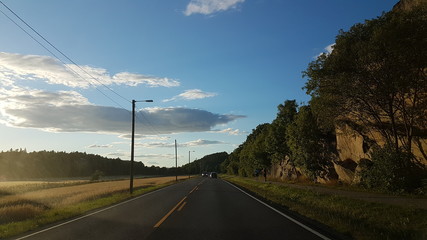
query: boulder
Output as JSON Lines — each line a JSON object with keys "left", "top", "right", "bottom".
{"left": 333, "top": 159, "right": 357, "bottom": 184}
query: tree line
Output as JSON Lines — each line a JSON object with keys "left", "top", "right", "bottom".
{"left": 0, "top": 149, "right": 228, "bottom": 180}
{"left": 0, "top": 149, "right": 144, "bottom": 179}
{"left": 222, "top": 3, "right": 427, "bottom": 192}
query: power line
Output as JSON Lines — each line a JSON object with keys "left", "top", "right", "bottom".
{"left": 0, "top": 0, "right": 131, "bottom": 107}
{"left": 0, "top": 1, "right": 163, "bottom": 136}
{"left": 136, "top": 110, "right": 163, "bottom": 136}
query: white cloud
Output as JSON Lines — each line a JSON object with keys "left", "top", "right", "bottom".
{"left": 106, "top": 152, "right": 126, "bottom": 157}
{"left": 146, "top": 161, "right": 160, "bottom": 166}
{"left": 136, "top": 142, "right": 174, "bottom": 148}
{"left": 136, "top": 139, "right": 225, "bottom": 148}
{"left": 0, "top": 52, "right": 180, "bottom": 88}
{"left": 87, "top": 144, "right": 113, "bottom": 148}
{"left": 325, "top": 43, "right": 335, "bottom": 54}
{"left": 184, "top": 0, "right": 245, "bottom": 16}
{"left": 214, "top": 127, "right": 243, "bottom": 135}
{"left": 314, "top": 43, "right": 335, "bottom": 59}
{"left": 118, "top": 134, "right": 170, "bottom": 140}
{"left": 0, "top": 87, "right": 245, "bottom": 134}
{"left": 163, "top": 89, "right": 217, "bottom": 102}
{"left": 182, "top": 139, "right": 225, "bottom": 146}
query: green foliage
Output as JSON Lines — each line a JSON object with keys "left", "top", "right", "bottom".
{"left": 0, "top": 150, "right": 173, "bottom": 180}
{"left": 265, "top": 100, "right": 298, "bottom": 163}
{"left": 224, "top": 100, "right": 334, "bottom": 180}
{"left": 303, "top": 5, "right": 427, "bottom": 152}
{"left": 90, "top": 170, "right": 105, "bottom": 181}
{"left": 286, "top": 106, "right": 332, "bottom": 179}
{"left": 238, "top": 123, "right": 272, "bottom": 176}
{"left": 184, "top": 152, "right": 229, "bottom": 174}
{"left": 360, "top": 145, "right": 427, "bottom": 193}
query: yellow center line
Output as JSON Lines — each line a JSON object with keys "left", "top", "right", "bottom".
{"left": 189, "top": 185, "right": 198, "bottom": 194}
{"left": 177, "top": 201, "right": 187, "bottom": 211}
{"left": 153, "top": 196, "right": 187, "bottom": 228}
{"left": 153, "top": 183, "right": 200, "bottom": 228}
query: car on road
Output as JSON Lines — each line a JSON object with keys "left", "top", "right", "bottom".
{"left": 209, "top": 172, "right": 217, "bottom": 178}
{"left": 202, "top": 172, "right": 209, "bottom": 177}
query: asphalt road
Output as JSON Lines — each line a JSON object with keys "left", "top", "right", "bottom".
{"left": 13, "top": 178, "right": 332, "bottom": 240}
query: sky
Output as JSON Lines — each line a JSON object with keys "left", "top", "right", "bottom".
{"left": 0, "top": 0, "right": 398, "bottom": 168}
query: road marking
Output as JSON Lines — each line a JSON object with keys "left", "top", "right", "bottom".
{"left": 14, "top": 184, "right": 175, "bottom": 240}
{"left": 224, "top": 180, "right": 332, "bottom": 240}
{"left": 153, "top": 196, "right": 187, "bottom": 228}
{"left": 177, "top": 201, "right": 187, "bottom": 211}
{"left": 153, "top": 183, "right": 200, "bottom": 228}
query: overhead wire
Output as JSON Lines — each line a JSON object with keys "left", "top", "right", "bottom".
{"left": 136, "top": 110, "right": 163, "bottom": 136}
{"left": 0, "top": 0, "right": 131, "bottom": 105}
{"left": 0, "top": 1, "right": 166, "bottom": 136}
{"left": 0, "top": 7, "right": 129, "bottom": 111}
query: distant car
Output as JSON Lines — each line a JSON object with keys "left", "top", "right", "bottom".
{"left": 209, "top": 172, "right": 217, "bottom": 178}
{"left": 202, "top": 172, "right": 209, "bottom": 177}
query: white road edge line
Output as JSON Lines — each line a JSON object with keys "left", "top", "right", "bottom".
{"left": 14, "top": 184, "right": 175, "bottom": 240}
{"left": 224, "top": 180, "right": 331, "bottom": 240}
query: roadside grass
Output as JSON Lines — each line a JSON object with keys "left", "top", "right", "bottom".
{"left": 0, "top": 176, "right": 185, "bottom": 239}
{"left": 225, "top": 175, "right": 427, "bottom": 240}
{"left": 0, "top": 180, "right": 89, "bottom": 196}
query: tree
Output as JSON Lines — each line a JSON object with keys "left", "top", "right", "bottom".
{"left": 286, "top": 106, "right": 333, "bottom": 179}
{"left": 303, "top": 5, "right": 427, "bottom": 155}
{"left": 359, "top": 145, "right": 425, "bottom": 192}
{"left": 266, "top": 100, "right": 298, "bottom": 163}
{"left": 239, "top": 123, "right": 271, "bottom": 176}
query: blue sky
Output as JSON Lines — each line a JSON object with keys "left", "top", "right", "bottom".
{"left": 0, "top": 0, "right": 398, "bottom": 167}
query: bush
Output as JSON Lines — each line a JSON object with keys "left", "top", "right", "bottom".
{"left": 360, "top": 145, "right": 426, "bottom": 193}
{"left": 90, "top": 170, "right": 105, "bottom": 182}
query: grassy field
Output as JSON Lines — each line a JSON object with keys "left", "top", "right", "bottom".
{"left": 225, "top": 175, "right": 427, "bottom": 240}
{"left": 0, "top": 176, "right": 186, "bottom": 238}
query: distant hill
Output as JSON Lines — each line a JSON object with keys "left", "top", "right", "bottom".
{"left": 185, "top": 152, "right": 229, "bottom": 174}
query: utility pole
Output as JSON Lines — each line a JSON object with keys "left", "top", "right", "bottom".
{"left": 188, "top": 150, "right": 194, "bottom": 179}
{"left": 130, "top": 99, "right": 153, "bottom": 194}
{"left": 175, "top": 139, "right": 178, "bottom": 182}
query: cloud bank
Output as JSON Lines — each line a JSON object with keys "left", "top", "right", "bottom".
{"left": 0, "top": 87, "right": 245, "bottom": 134}
{"left": 163, "top": 89, "right": 217, "bottom": 102}
{"left": 0, "top": 52, "right": 180, "bottom": 88}
{"left": 184, "top": 0, "right": 245, "bottom": 16}
{"left": 136, "top": 139, "right": 225, "bottom": 148}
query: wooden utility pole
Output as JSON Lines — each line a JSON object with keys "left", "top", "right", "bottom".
{"left": 130, "top": 99, "right": 153, "bottom": 194}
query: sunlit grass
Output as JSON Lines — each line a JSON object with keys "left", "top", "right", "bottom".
{"left": 0, "top": 176, "right": 186, "bottom": 238}
{"left": 226, "top": 175, "right": 427, "bottom": 240}
{"left": 0, "top": 180, "right": 88, "bottom": 195}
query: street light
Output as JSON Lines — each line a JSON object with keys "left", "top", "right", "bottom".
{"left": 188, "top": 150, "right": 195, "bottom": 179}
{"left": 130, "top": 99, "right": 153, "bottom": 194}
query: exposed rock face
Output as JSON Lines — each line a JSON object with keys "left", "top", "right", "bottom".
{"left": 270, "top": 125, "right": 426, "bottom": 184}
{"left": 333, "top": 159, "right": 357, "bottom": 184}
{"left": 393, "top": 0, "right": 425, "bottom": 11}
{"left": 336, "top": 124, "right": 371, "bottom": 163}
{"left": 270, "top": 156, "right": 302, "bottom": 181}
{"left": 334, "top": 123, "right": 427, "bottom": 184}
{"left": 271, "top": 156, "right": 338, "bottom": 183}
{"left": 270, "top": 0, "right": 427, "bottom": 184}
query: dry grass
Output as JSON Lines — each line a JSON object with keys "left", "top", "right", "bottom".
{"left": 0, "top": 176, "right": 185, "bottom": 225}
{"left": 0, "top": 180, "right": 88, "bottom": 195}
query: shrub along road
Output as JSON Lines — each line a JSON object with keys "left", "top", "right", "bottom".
{"left": 12, "top": 178, "right": 332, "bottom": 240}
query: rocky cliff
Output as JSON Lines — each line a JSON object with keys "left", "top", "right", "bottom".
{"left": 271, "top": 0, "right": 427, "bottom": 184}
